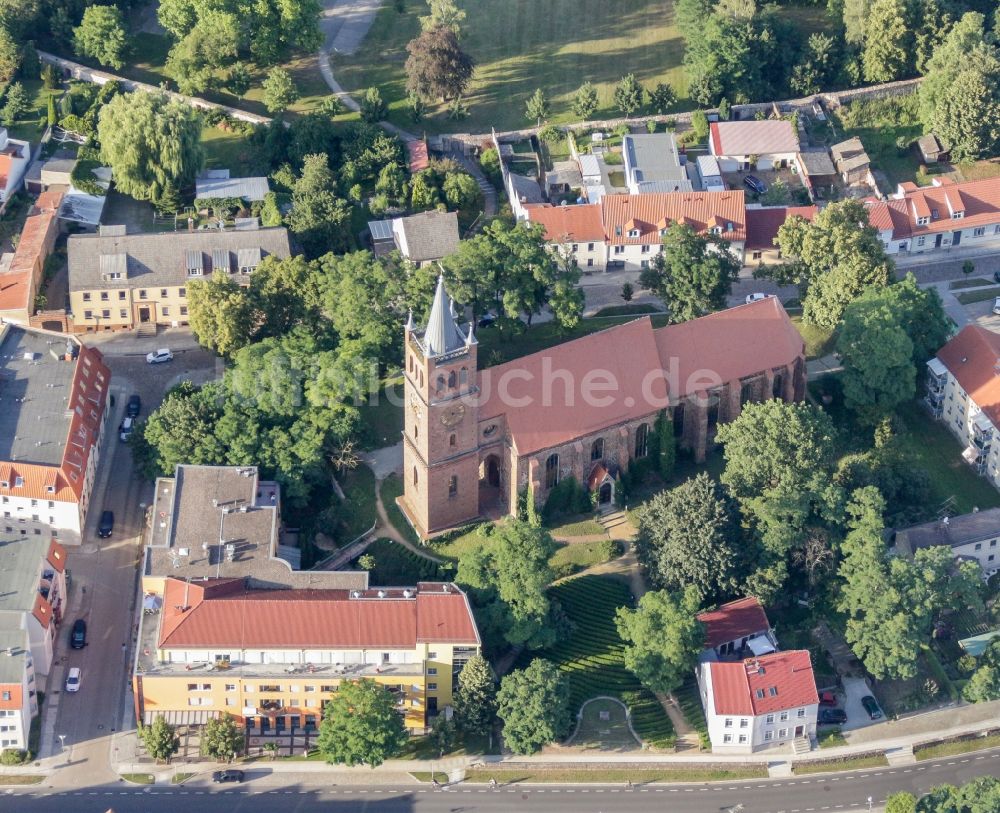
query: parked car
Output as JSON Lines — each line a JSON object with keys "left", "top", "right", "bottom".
{"left": 145, "top": 348, "right": 173, "bottom": 364}
{"left": 819, "top": 708, "right": 847, "bottom": 725}
{"left": 478, "top": 312, "right": 497, "bottom": 328}
{"left": 818, "top": 691, "right": 838, "bottom": 706}
{"left": 126, "top": 394, "right": 141, "bottom": 418}
{"left": 992, "top": 297, "right": 1000, "bottom": 316}
{"left": 212, "top": 770, "right": 245, "bottom": 783}
{"left": 743, "top": 174, "right": 767, "bottom": 195}
{"left": 97, "top": 510, "right": 114, "bottom": 539}
{"left": 861, "top": 695, "right": 883, "bottom": 720}
{"left": 745, "top": 292, "right": 770, "bottom": 305}
{"left": 119, "top": 416, "right": 134, "bottom": 442}
{"left": 70, "top": 619, "right": 87, "bottom": 649}
{"left": 993, "top": 271, "right": 1000, "bottom": 284}
{"left": 65, "top": 667, "right": 82, "bottom": 693}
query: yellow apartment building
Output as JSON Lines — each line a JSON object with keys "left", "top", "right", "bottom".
{"left": 66, "top": 224, "right": 291, "bottom": 333}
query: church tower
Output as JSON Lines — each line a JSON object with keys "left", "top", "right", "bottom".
{"left": 400, "top": 277, "right": 481, "bottom": 537}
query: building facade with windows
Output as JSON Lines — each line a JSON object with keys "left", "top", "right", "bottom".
{"left": 0, "top": 325, "right": 110, "bottom": 545}
{"left": 893, "top": 508, "right": 1000, "bottom": 580}
{"left": 133, "top": 578, "right": 480, "bottom": 736}
{"left": 66, "top": 225, "right": 291, "bottom": 332}
{"left": 399, "top": 278, "right": 805, "bottom": 538}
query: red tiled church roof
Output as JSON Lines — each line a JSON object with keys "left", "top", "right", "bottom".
{"left": 709, "top": 650, "right": 818, "bottom": 716}
{"left": 697, "top": 597, "right": 770, "bottom": 649}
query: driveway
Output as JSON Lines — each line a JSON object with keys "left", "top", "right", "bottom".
{"left": 840, "top": 675, "right": 882, "bottom": 732}
{"left": 320, "top": 0, "right": 382, "bottom": 54}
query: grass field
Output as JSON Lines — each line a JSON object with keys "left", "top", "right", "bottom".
{"left": 550, "top": 539, "right": 618, "bottom": 578}
{"left": 949, "top": 278, "right": 995, "bottom": 290}
{"left": 957, "top": 286, "right": 1000, "bottom": 305}
{"left": 790, "top": 754, "right": 889, "bottom": 775}
{"left": 568, "top": 697, "right": 640, "bottom": 750}
{"left": 914, "top": 733, "right": 1000, "bottom": 761}
{"left": 520, "top": 574, "right": 676, "bottom": 749}
{"left": 674, "top": 677, "right": 710, "bottom": 749}
{"left": 790, "top": 316, "right": 837, "bottom": 360}
{"left": 453, "top": 765, "right": 767, "bottom": 783}
{"left": 0, "top": 775, "right": 45, "bottom": 786}
{"left": 201, "top": 125, "right": 266, "bottom": 177}
{"left": 832, "top": 96, "right": 922, "bottom": 190}
{"left": 336, "top": 464, "right": 378, "bottom": 542}
{"left": 353, "top": 538, "right": 447, "bottom": 585}
{"left": 379, "top": 474, "right": 421, "bottom": 545}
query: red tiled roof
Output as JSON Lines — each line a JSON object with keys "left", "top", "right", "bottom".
{"left": 158, "top": 578, "right": 480, "bottom": 649}
{"left": 47, "top": 540, "right": 67, "bottom": 573}
{"left": 407, "top": 141, "right": 430, "bottom": 174}
{"left": 479, "top": 297, "right": 803, "bottom": 457}
{"left": 524, "top": 203, "right": 604, "bottom": 242}
{"left": 869, "top": 177, "right": 1000, "bottom": 239}
{"left": 31, "top": 593, "right": 53, "bottom": 630}
{"left": 0, "top": 683, "right": 22, "bottom": 710}
{"left": 709, "top": 650, "right": 818, "bottom": 716}
{"left": 710, "top": 121, "right": 799, "bottom": 156}
{"left": 0, "top": 190, "right": 63, "bottom": 314}
{"left": 697, "top": 597, "right": 770, "bottom": 649}
{"left": 745, "top": 206, "right": 817, "bottom": 251}
{"left": 602, "top": 191, "right": 746, "bottom": 245}
{"left": 0, "top": 154, "right": 11, "bottom": 193}
{"left": 937, "top": 325, "right": 1000, "bottom": 428}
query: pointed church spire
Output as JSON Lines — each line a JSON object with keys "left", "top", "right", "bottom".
{"left": 423, "top": 275, "right": 464, "bottom": 356}
{"left": 465, "top": 320, "right": 477, "bottom": 346}
{"left": 405, "top": 309, "right": 414, "bottom": 332}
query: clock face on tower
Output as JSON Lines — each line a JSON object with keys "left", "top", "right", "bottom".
{"left": 440, "top": 402, "right": 466, "bottom": 428}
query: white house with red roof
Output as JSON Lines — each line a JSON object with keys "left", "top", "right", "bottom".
{"left": 744, "top": 205, "right": 817, "bottom": 266}
{"left": 696, "top": 597, "right": 818, "bottom": 753}
{"left": 709, "top": 121, "right": 800, "bottom": 173}
{"left": 866, "top": 177, "right": 1000, "bottom": 256}
{"left": 0, "top": 128, "right": 31, "bottom": 207}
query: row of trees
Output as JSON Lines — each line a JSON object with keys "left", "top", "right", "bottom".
{"left": 886, "top": 775, "right": 1000, "bottom": 812}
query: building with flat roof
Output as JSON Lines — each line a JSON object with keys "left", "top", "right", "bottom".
{"left": 67, "top": 225, "right": 291, "bottom": 333}
{"left": 0, "top": 324, "right": 110, "bottom": 544}
{"left": 622, "top": 133, "right": 691, "bottom": 194}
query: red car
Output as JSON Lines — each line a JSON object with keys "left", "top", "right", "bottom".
{"left": 819, "top": 691, "right": 838, "bottom": 706}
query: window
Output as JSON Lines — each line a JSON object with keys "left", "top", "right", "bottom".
{"left": 778, "top": 728, "right": 788, "bottom": 739}
{"left": 974, "top": 227, "right": 986, "bottom": 237}
{"left": 764, "top": 730, "right": 773, "bottom": 741}
{"left": 449, "top": 433, "right": 456, "bottom": 447}
{"left": 591, "top": 438, "right": 604, "bottom": 461}
{"left": 14, "top": 477, "right": 22, "bottom": 488}
{"left": 225, "top": 698, "right": 236, "bottom": 706}
{"left": 179, "top": 287, "right": 186, "bottom": 297}
{"left": 448, "top": 371, "right": 457, "bottom": 388}
{"left": 724, "top": 718, "right": 733, "bottom": 728}
{"left": 628, "top": 229, "right": 639, "bottom": 238}
{"left": 427, "top": 667, "right": 437, "bottom": 675}
{"left": 101, "top": 309, "right": 110, "bottom": 319}
{"left": 587, "top": 259, "right": 594, "bottom": 267}
{"left": 769, "top": 687, "right": 778, "bottom": 697}
{"left": 139, "top": 290, "right": 147, "bottom": 299}
{"left": 225, "top": 684, "right": 236, "bottom": 691}
{"left": 571, "top": 244, "right": 578, "bottom": 252}
{"left": 320, "top": 685, "right": 336, "bottom": 693}
{"left": 613, "top": 245, "right": 624, "bottom": 254}
{"left": 723, "top": 734, "right": 733, "bottom": 743}
{"left": 160, "top": 289, "right": 168, "bottom": 297}
{"left": 448, "top": 475, "right": 458, "bottom": 497}
{"left": 180, "top": 306, "right": 188, "bottom": 316}
{"left": 640, "top": 259, "right": 649, "bottom": 269}
{"left": 118, "top": 291, "right": 126, "bottom": 300}
{"left": 0, "top": 692, "right": 8, "bottom": 701}
{"left": 413, "top": 467, "right": 418, "bottom": 487}
{"left": 917, "top": 236, "right": 926, "bottom": 247}
{"left": 765, "top": 714, "right": 774, "bottom": 725}
{"left": 641, "top": 244, "right": 650, "bottom": 253}
{"left": 635, "top": 424, "right": 649, "bottom": 458}
{"left": 162, "top": 307, "right": 170, "bottom": 316}
{"left": 752, "top": 251, "right": 762, "bottom": 260}
{"left": 779, "top": 711, "right": 788, "bottom": 721}
{"left": 100, "top": 292, "right": 109, "bottom": 301}
{"left": 428, "top": 652, "right": 437, "bottom": 659}
{"left": 738, "top": 734, "right": 748, "bottom": 744}
{"left": 30, "top": 500, "right": 37, "bottom": 507}
{"left": 428, "top": 683, "right": 437, "bottom": 691}
{"left": 975, "top": 542, "right": 982, "bottom": 550}
{"left": 739, "top": 718, "right": 749, "bottom": 728}
{"left": 119, "top": 310, "right": 127, "bottom": 318}
{"left": 82, "top": 293, "right": 91, "bottom": 302}
{"left": 756, "top": 688, "right": 765, "bottom": 699}
{"left": 545, "top": 454, "right": 559, "bottom": 489}
{"left": 797, "top": 708, "right": 806, "bottom": 718}
{"left": 84, "top": 310, "right": 93, "bottom": 320}
{"left": 436, "top": 376, "right": 445, "bottom": 394}
{"left": 587, "top": 243, "right": 595, "bottom": 251}
{"left": 460, "top": 368, "right": 468, "bottom": 387}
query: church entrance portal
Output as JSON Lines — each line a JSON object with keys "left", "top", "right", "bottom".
{"left": 479, "top": 454, "right": 504, "bottom": 517}
{"left": 598, "top": 482, "right": 613, "bottom": 506}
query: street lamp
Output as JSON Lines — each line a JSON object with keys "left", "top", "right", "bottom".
{"left": 57, "top": 734, "right": 66, "bottom": 763}
{"left": 868, "top": 796, "right": 873, "bottom": 811}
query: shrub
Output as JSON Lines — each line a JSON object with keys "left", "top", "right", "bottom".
{"left": 0, "top": 748, "right": 27, "bottom": 765}
{"left": 542, "top": 476, "right": 591, "bottom": 521}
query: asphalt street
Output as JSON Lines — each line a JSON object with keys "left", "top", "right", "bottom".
{"left": 7, "top": 747, "right": 1000, "bottom": 813}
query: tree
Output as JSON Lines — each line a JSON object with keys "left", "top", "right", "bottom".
{"left": 453, "top": 654, "right": 497, "bottom": 739}
{"left": 635, "top": 473, "right": 740, "bottom": 601}
{"left": 286, "top": 153, "right": 351, "bottom": 257}
{"left": 405, "top": 25, "right": 474, "bottom": 102}
{"left": 638, "top": 223, "right": 741, "bottom": 323}
{"left": 772, "top": 199, "right": 894, "bottom": 330}
{"left": 133, "top": 382, "right": 225, "bottom": 478}
{"left": 620, "top": 282, "right": 634, "bottom": 302}
{"left": 139, "top": 718, "right": 179, "bottom": 763}
{"left": 885, "top": 793, "right": 917, "bottom": 813}
{"left": 73, "top": 5, "right": 127, "bottom": 70}
{"left": 46, "top": 94, "right": 57, "bottom": 127}
{"left": 525, "top": 88, "right": 548, "bottom": 125}
{"left": 862, "top": 0, "right": 911, "bottom": 82}
{"left": 166, "top": 11, "right": 240, "bottom": 95}
{"left": 842, "top": 0, "right": 871, "bottom": 45}
{"left": 316, "top": 678, "right": 408, "bottom": 767}
{"left": 249, "top": 255, "right": 325, "bottom": 339}
{"left": 262, "top": 67, "right": 299, "bottom": 113}
{"left": 260, "top": 192, "right": 282, "bottom": 227}
{"left": 648, "top": 82, "right": 677, "bottom": 114}
{"left": 0, "top": 27, "right": 18, "bottom": 84}
{"left": 790, "top": 33, "right": 838, "bottom": 96}
{"left": 572, "top": 81, "right": 599, "bottom": 120}
{"left": 863, "top": 274, "right": 950, "bottom": 367}
{"left": 200, "top": 714, "right": 244, "bottom": 761}
{"left": 360, "top": 87, "right": 386, "bottom": 122}
{"left": 456, "top": 520, "right": 557, "bottom": 649}
{"left": 443, "top": 171, "right": 480, "bottom": 209}
{"left": 98, "top": 93, "right": 204, "bottom": 206}
{"left": 0, "top": 82, "right": 27, "bottom": 126}
{"left": 691, "top": 109, "right": 709, "bottom": 141}
{"left": 226, "top": 62, "right": 252, "bottom": 98}
{"left": 428, "top": 715, "right": 459, "bottom": 757}
{"left": 614, "top": 73, "right": 644, "bottom": 118}
{"left": 836, "top": 298, "right": 916, "bottom": 424}
{"left": 419, "top": 0, "right": 465, "bottom": 34}
{"left": 187, "top": 272, "right": 256, "bottom": 356}
{"left": 615, "top": 587, "right": 704, "bottom": 694}
{"left": 929, "top": 48, "right": 1000, "bottom": 162}
{"left": 496, "top": 659, "right": 571, "bottom": 755}
{"left": 918, "top": 13, "right": 992, "bottom": 128}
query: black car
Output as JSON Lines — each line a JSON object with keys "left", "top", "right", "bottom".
{"left": 819, "top": 708, "right": 847, "bottom": 725}
{"left": 861, "top": 695, "right": 883, "bottom": 720}
{"left": 126, "top": 394, "right": 141, "bottom": 418}
{"left": 212, "top": 770, "right": 245, "bottom": 783}
{"left": 993, "top": 271, "right": 1000, "bottom": 284}
{"left": 743, "top": 174, "right": 767, "bottom": 195}
{"left": 97, "top": 510, "right": 114, "bottom": 539}
{"left": 70, "top": 619, "right": 87, "bottom": 649}
{"left": 478, "top": 313, "right": 497, "bottom": 329}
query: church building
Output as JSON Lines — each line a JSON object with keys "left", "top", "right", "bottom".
{"left": 399, "top": 279, "right": 806, "bottom": 538}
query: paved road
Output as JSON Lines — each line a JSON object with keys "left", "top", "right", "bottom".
{"left": 41, "top": 343, "right": 220, "bottom": 788}
{"left": 8, "top": 746, "right": 1000, "bottom": 811}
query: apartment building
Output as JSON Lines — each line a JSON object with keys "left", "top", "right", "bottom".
{"left": 66, "top": 225, "right": 291, "bottom": 332}
{"left": 0, "top": 537, "right": 68, "bottom": 751}
{"left": 0, "top": 324, "right": 110, "bottom": 545}
{"left": 521, "top": 203, "right": 607, "bottom": 271}
{"left": 894, "top": 509, "right": 1000, "bottom": 580}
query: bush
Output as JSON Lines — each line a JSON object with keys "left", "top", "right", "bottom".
{"left": 0, "top": 748, "right": 27, "bottom": 765}
{"left": 542, "top": 476, "right": 591, "bottom": 522}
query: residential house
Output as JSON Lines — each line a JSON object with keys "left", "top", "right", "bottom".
{"left": 0, "top": 129, "right": 31, "bottom": 206}
{"left": 622, "top": 133, "right": 691, "bottom": 194}
{"left": 830, "top": 138, "right": 872, "bottom": 186}
{"left": 925, "top": 325, "right": 1000, "bottom": 492}
{"left": 893, "top": 509, "right": 1000, "bottom": 580}
{"left": 523, "top": 203, "right": 607, "bottom": 271}
{"left": 744, "top": 205, "right": 817, "bottom": 266}
{"left": 0, "top": 537, "right": 68, "bottom": 751}
{"left": 696, "top": 156, "right": 724, "bottom": 191}
{"left": 697, "top": 649, "right": 819, "bottom": 753}
{"left": 697, "top": 597, "right": 777, "bottom": 660}
{"left": 709, "top": 121, "right": 800, "bottom": 172}
{"left": 0, "top": 324, "right": 110, "bottom": 545}
{"left": 603, "top": 191, "right": 746, "bottom": 271}
{"left": 66, "top": 224, "right": 291, "bottom": 332}
{"left": 867, "top": 177, "right": 1000, "bottom": 256}
{"left": 0, "top": 189, "right": 64, "bottom": 324}
{"left": 195, "top": 172, "right": 270, "bottom": 203}
{"left": 399, "top": 278, "right": 805, "bottom": 537}
{"left": 388, "top": 211, "right": 461, "bottom": 267}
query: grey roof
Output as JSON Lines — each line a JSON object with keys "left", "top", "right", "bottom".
{"left": 67, "top": 227, "right": 291, "bottom": 292}
{"left": 797, "top": 150, "right": 836, "bottom": 177}
{"left": 58, "top": 188, "right": 106, "bottom": 227}
{"left": 894, "top": 508, "right": 1000, "bottom": 554}
{"left": 195, "top": 176, "right": 270, "bottom": 201}
{"left": 546, "top": 161, "right": 582, "bottom": 190}
{"left": 510, "top": 173, "right": 544, "bottom": 204}
{"left": 395, "top": 211, "right": 460, "bottom": 263}
{"left": 918, "top": 134, "right": 942, "bottom": 156}
{"left": 0, "top": 628, "right": 29, "bottom": 684}
{"left": 0, "top": 537, "right": 51, "bottom": 617}
{"left": 145, "top": 465, "right": 367, "bottom": 591}
{"left": 624, "top": 133, "right": 691, "bottom": 192}
{"left": 420, "top": 276, "right": 468, "bottom": 357}
{"left": 831, "top": 137, "right": 870, "bottom": 172}
{"left": 0, "top": 326, "right": 81, "bottom": 466}
{"left": 368, "top": 219, "right": 394, "bottom": 242}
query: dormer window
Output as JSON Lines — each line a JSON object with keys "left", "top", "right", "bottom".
{"left": 186, "top": 249, "right": 203, "bottom": 276}
{"left": 14, "top": 477, "right": 23, "bottom": 488}
{"left": 0, "top": 481, "right": 8, "bottom": 489}
{"left": 916, "top": 216, "right": 929, "bottom": 226}
{"left": 46, "top": 485, "right": 55, "bottom": 493}
{"left": 614, "top": 225, "right": 622, "bottom": 236}
{"left": 627, "top": 229, "right": 640, "bottom": 238}
{"left": 952, "top": 210, "right": 963, "bottom": 220}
